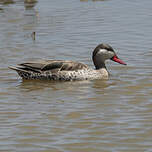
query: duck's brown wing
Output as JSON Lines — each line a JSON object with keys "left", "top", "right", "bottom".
{"left": 12, "top": 60, "right": 88, "bottom": 73}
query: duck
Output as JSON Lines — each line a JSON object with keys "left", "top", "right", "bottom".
{"left": 9, "top": 43, "right": 126, "bottom": 81}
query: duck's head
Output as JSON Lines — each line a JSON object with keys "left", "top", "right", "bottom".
{"left": 92, "top": 43, "right": 126, "bottom": 69}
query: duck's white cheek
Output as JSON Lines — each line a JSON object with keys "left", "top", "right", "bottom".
{"left": 108, "top": 52, "right": 114, "bottom": 59}
{"left": 98, "top": 49, "right": 107, "bottom": 54}
{"left": 98, "top": 49, "right": 114, "bottom": 59}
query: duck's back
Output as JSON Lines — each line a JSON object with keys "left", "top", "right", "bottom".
{"left": 9, "top": 60, "right": 96, "bottom": 81}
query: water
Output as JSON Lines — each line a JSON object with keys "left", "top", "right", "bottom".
{"left": 0, "top": 0, "right": 152, "bottom": 151}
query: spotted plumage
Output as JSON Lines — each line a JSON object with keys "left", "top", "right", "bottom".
{"left": 9, "top": 43, "right": 126, "bottom": 81}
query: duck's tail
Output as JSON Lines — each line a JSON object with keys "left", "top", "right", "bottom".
{"left": 9, "top": 66, "right": 31, "bottom": 79}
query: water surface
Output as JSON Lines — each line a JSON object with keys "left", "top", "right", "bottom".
{"left": 0, "top": 0, "right": 152, "bottom": 151}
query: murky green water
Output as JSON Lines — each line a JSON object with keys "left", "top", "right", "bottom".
{"left": 0, "top": 0, "right": 152, "bottom": 151}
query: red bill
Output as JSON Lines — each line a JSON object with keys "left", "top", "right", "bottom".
{"left": 111, "top": 55, "right": 127, "bottom": 65}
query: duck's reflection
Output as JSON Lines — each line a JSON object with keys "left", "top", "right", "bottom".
{"left": 17, "top": 78, "right": 112, "bottom": 94}
{"left": 92, "top": 79, "right": 110, "bottom": 89}
{"left": 0, "top": 0, "right": 15, "bottom": 5}
{"left": 24, "top": 0, "right": 37, "bottom": 9}
{"left": 18, "top": 79, "right": 91, "bottom": 92}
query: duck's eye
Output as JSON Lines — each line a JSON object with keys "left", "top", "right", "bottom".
{"left": 107, "top": 48, "right": 114, "bottom": 52}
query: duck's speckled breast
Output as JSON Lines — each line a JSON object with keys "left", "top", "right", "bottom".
{"left": 54, "top": 68, "right": 109, "bottom": 81}
{"left": 17, "top": 67, "right": 108, "bottom": 81}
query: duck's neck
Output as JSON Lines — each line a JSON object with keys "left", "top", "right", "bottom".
{"left": 93, "top": 60, "right": 107, "bottom": 70}
{"left": 92, "top": 55, "right": 107, "bottom": 70}
{"left": 96, "top": 63, "right": 106, "bottom": 70}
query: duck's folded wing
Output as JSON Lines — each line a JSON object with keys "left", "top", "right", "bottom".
{"left": 10, "top": 60, "right": 88, "bottom": 73}
{"left": 19, "top": 60, "right": 61, "bottom": 70}
{"left": 41, "top": 60, "right": 88, "bottom": 71}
